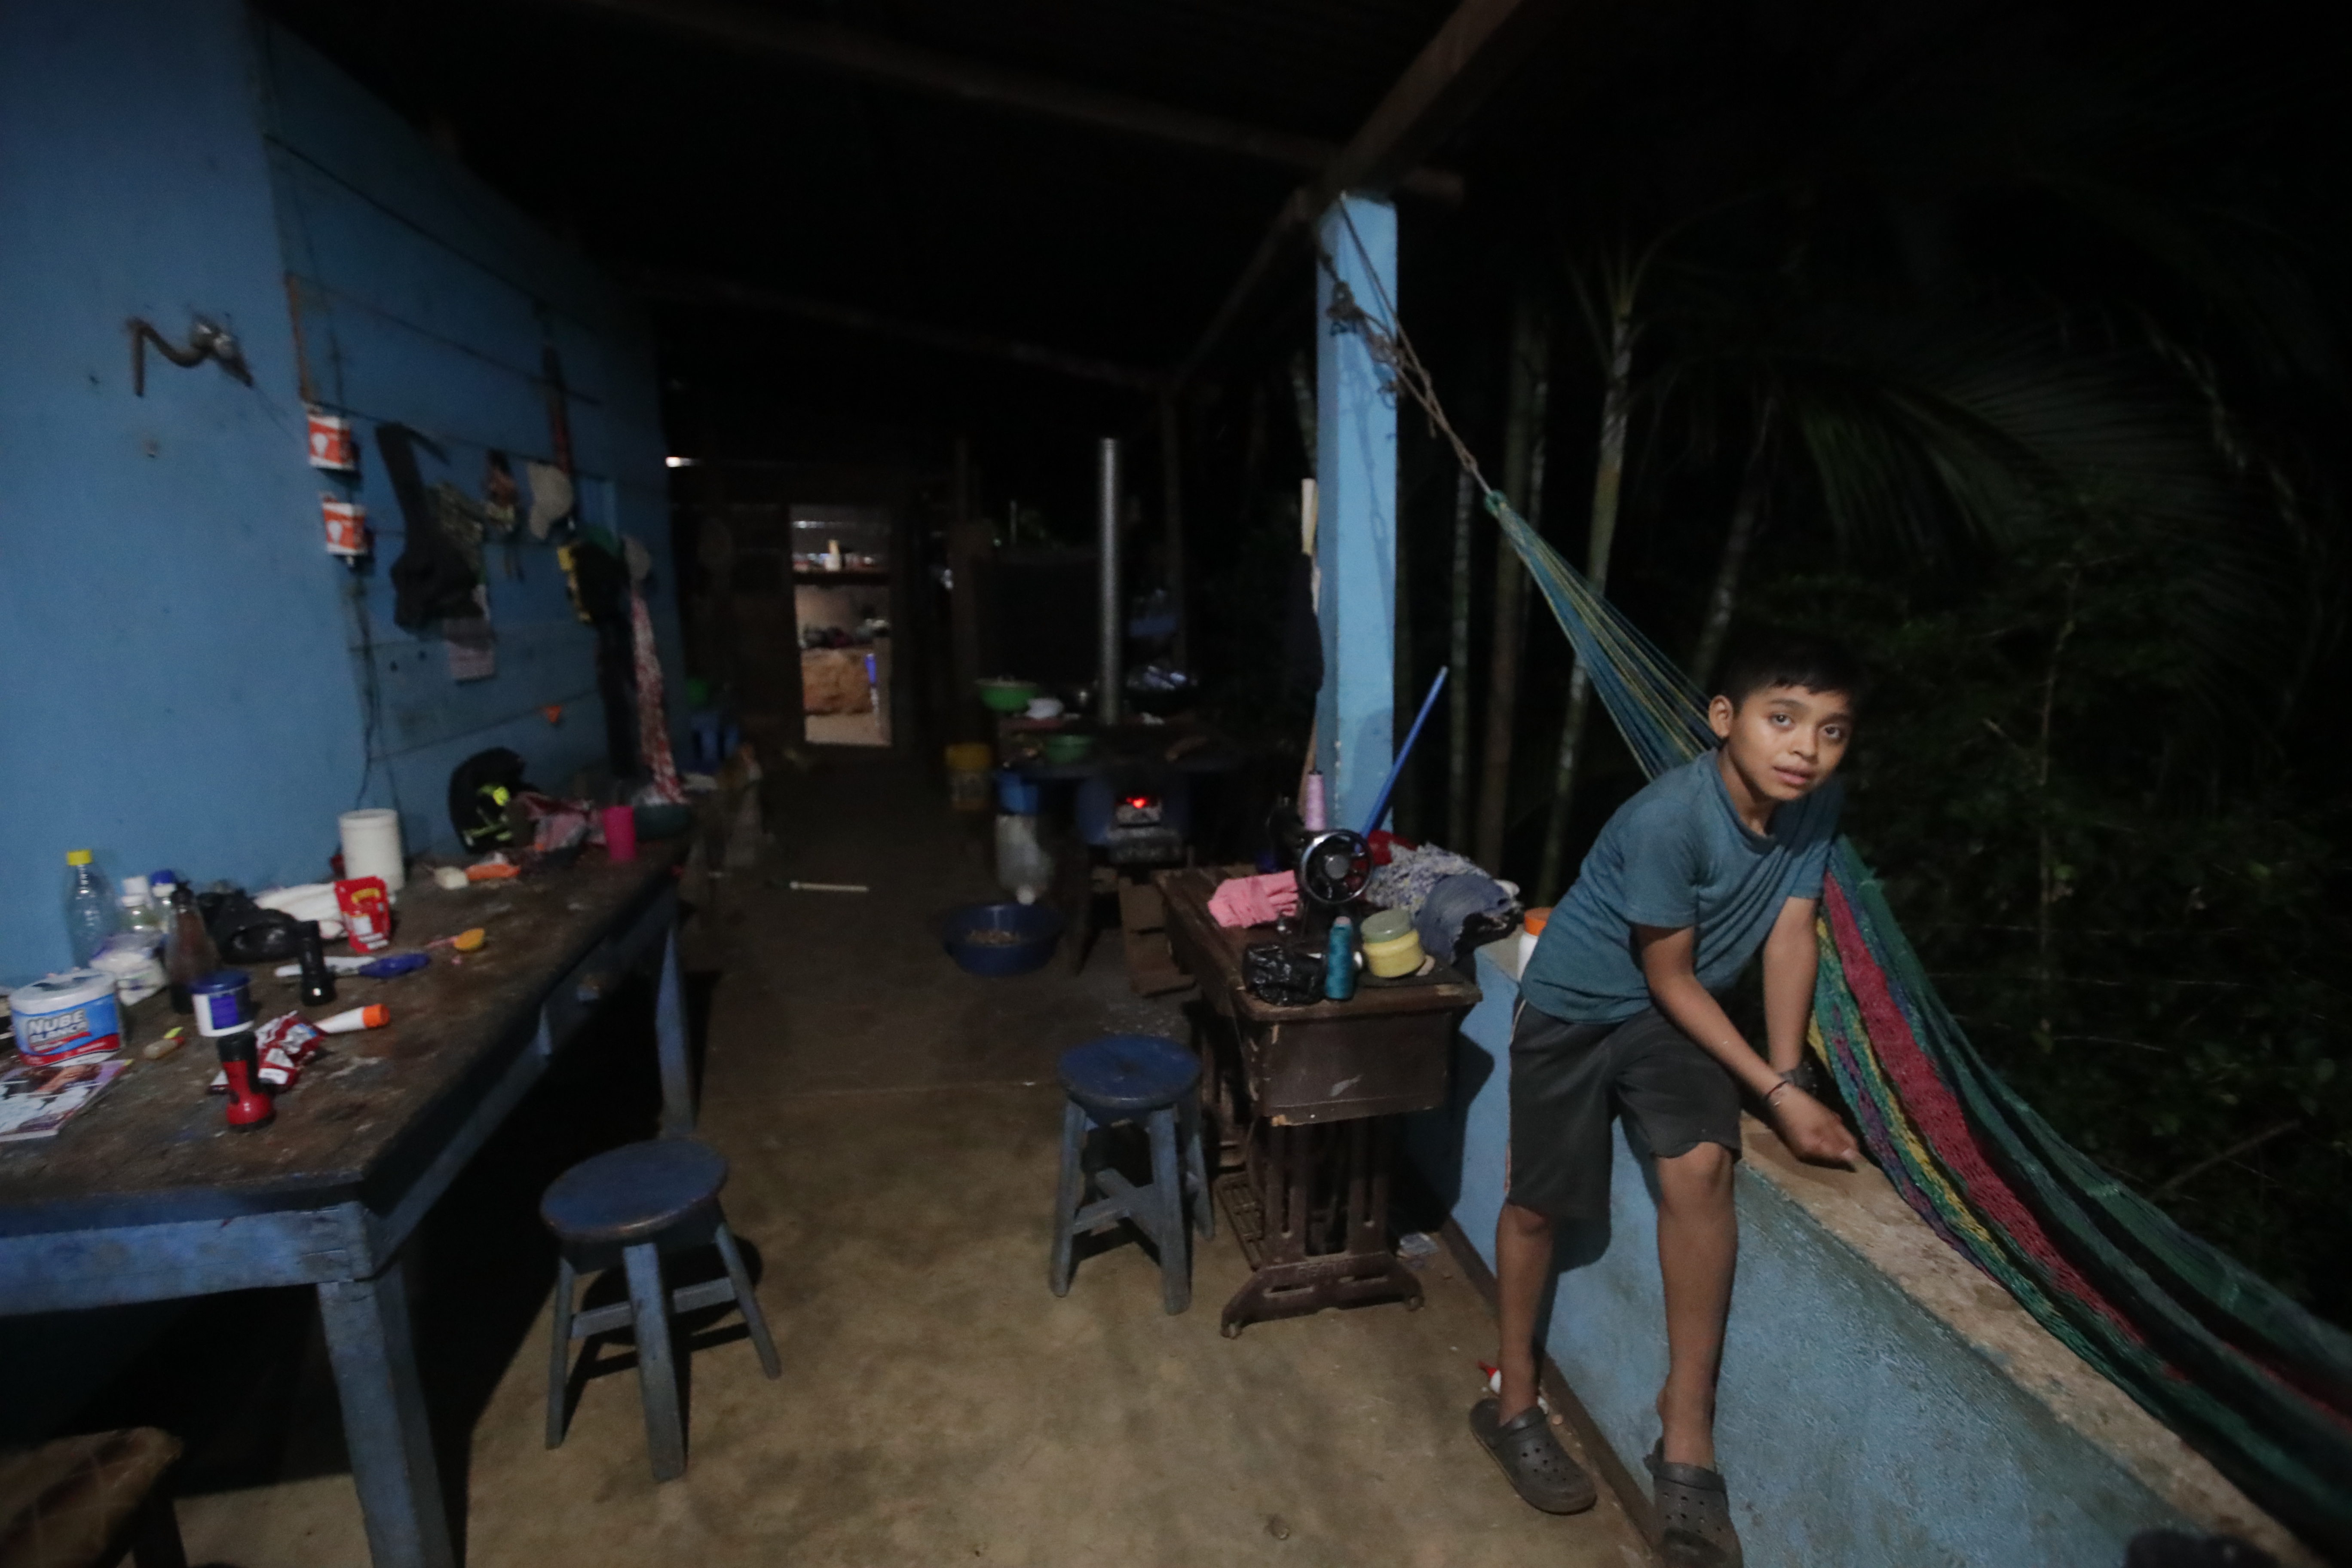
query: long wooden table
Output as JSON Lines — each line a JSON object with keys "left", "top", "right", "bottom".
{"left": 1154, "top": 868, "right": 1480, "bottom": 1335}
{"left": 0, "top": 850, "right": 691, "bottom": 1568}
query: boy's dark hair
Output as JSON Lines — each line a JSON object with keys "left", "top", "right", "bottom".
{"left": 1717, "top": 632, "right": 1867, "bottom": 710}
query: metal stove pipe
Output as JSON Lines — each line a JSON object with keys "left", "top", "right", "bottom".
{"left": 1097, "top": 437, "right": 1122, "bottom": 724}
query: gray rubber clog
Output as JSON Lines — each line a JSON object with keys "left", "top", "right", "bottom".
{"left": 1470, "top": 1397, "right": 1599, "bottom": 1515}
{"left": 1646, "top": 1442, "right": 1745, "bottom": 1568}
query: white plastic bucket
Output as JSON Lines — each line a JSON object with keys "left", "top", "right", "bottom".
{"left": 340, "top": 808, "right": 406, "bottom": 892}
{"left": 10, "top": 969, "right": 122, "bottom": 1063}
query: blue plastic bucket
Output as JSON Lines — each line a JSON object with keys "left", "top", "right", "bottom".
{"left": 995, "top": 770, "right": 1042, "bottom": 815}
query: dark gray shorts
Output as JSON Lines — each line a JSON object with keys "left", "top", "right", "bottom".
{"left": 1505, "top": 1002, "right": 1743, "bottom": 1219}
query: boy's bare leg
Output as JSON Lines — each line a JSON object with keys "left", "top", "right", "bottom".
{"left": 1654, "top": 1142, "right": 1736, "bottom": 1468}
{"left": 1493, "top": 1200, "right": 1556, "bottom": 1421}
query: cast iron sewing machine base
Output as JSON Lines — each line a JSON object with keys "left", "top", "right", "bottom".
{"left": 1213, "top": 1117, "right": 1424, "bottom": 1336}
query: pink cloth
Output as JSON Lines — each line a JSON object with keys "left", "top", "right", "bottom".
{"left": 1207, "top": 871, "right": 1301, "bottom": 929}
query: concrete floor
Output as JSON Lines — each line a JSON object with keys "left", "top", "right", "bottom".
{"left": 172, "top": 752, "right": 1653, "bottom": 1567}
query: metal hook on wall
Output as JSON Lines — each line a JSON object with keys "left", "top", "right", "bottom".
{"left": 127, "top": 316, "right": 253, "bottom": 396}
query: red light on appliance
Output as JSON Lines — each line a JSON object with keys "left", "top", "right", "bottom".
{"left": 1122, "top": 794, "right": 1157, "bottom": 810}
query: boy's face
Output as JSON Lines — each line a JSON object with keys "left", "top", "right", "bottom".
{"left": 1707, "top": 684, "right": 1853, "bottom": 805}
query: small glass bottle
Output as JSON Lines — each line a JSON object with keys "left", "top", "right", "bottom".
{"left": 165, "top": 881, "right": 220, "bottom": 1014}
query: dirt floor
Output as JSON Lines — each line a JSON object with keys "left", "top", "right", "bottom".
{"left": 138, "top": 751, "right": 1653, "bottom": 1567}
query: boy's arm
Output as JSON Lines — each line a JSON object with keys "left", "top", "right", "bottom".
{"left": 1760, "top": 895, "right": 1821, "bottom": 1075}
{"left": 1635, "top": 920, "right": 1858, "bottom": 1167}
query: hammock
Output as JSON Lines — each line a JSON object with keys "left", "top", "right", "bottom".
{"left": 1483, "top": 493, "right": 2352, "bottom": 1557}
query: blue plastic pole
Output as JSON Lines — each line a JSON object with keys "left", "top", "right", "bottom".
{"left": 1358, "top": 666, "right": 1449, "bottom": 836}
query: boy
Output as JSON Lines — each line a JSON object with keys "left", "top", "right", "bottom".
{"left": 1472, "top": 636, "right": 1864, "bottom": 1568}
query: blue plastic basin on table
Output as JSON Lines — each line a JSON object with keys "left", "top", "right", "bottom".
{"left": 939, "top": 900, "right": 1065, "bottom": 977}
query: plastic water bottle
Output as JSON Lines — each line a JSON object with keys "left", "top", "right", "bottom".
{"left": 118, "top": 874, "right": 167, "bottom": 950}
{"left": 63, "top": 850, "right": 117, "bottom": 967}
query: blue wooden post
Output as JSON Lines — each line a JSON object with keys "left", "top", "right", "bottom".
{"left": 1314, "top": 195, "right": 1400, "bottom": 832}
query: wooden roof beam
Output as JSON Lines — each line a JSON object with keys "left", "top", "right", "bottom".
{"left": 1170, "top": 0, "right": 1577, "bottom": 386}
{"left": 539, "top": 0, "right": 1464, "bottom": 202}
{"left": 635, "top": 269, "right": 1166, "bottom": 393}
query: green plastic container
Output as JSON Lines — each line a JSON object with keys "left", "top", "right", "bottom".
{"left": 977, "top": 679, "right": 1038, "bottom": 714}
{"left": 1041, "top": 731, "right": 1095, "bottom": 765}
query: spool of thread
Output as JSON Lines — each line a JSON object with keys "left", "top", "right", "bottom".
{"left": 602, "top": 805, "right": 638, "bottom": 863}
{"left": 1323, "top": 916, "right": 1358, "bottom": 1002}
{"left": 1302, "top": 771, "right": 1329, "bottom": 832}
{"left": 340, "top": 809, "right": 406, "bottom": 892}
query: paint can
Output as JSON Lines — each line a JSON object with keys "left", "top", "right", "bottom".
{"left": 322, "top": 496, "right": 368, "bottom": 557}
{"left": 339, "top": 809, "right": 406, "bottom": 892}
{"left": 189, "top": 970, "right": 255, "bottom": 1039}
{"left": 306, "top": 407, "right": 357, "bottom": 470}
{"left": 9, "top": 970, "right": 122, "bottom": 1063}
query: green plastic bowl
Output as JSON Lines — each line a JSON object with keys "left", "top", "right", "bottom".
{"left": 1362, "top": 907, "right": 1415, "bottom": 944}
{"left": 977, "top": 679, "right": 1038, "bottom": 714}
{"left": 1041, "top": 732, "right": 1095, "bottom": 766}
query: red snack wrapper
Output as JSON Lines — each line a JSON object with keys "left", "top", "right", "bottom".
{"left": 255, "top": 1014, "right": 323, "bottom": 1089}
{"left": 337, "top": 876, "right": 392, "bottom": 952}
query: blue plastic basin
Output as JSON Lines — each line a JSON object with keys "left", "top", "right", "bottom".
{"left": 939, "top": 900, "right": 1065, "bottom": 977}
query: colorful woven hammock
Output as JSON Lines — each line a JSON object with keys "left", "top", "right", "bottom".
{"left": 1482, "top": 492, "right": 2352, "bottom": 1558}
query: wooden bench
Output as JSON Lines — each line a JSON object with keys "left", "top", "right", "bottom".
{"left": 0, "top": 1428, "right": 185, "bottom": 1568}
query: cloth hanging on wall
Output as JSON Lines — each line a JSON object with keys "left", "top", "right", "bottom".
{"left": 379, "top": 423, "right": 478, "bottom": 629}
{"left": 630, "top": 586, "right": 685, "bottom": 805}
{"left": 564, "top": 539, "right": 637, "bottom": 778}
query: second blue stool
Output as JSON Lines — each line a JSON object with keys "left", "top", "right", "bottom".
{"left": 1050, "top": 1034, "right": 1214, "bottom": 1314}
{"left": 540, "top": 1138, "right": 779, "bottom": 1480}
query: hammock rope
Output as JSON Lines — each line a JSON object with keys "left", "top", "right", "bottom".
{"left": 1317, "top": 222, "right": 2352, "bottom": 1556}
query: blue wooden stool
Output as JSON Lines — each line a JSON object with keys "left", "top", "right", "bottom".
{"left": 540, "top": 1138, "right": 779, "bottom": 1480}
{"left": 1050, "top": 1034, "right": 1214, "bottom": 1314}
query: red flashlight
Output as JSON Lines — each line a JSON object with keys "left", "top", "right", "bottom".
{"left": 216, "top": 1032, "right": 275, "bottom": 1131}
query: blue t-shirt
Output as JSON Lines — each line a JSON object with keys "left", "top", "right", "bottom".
{"left": 1519, "top": 752, "right": 1843, "bottom": 1024}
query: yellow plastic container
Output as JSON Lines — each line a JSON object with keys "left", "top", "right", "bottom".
{"left": 1363, "top": 927, "right": 1426, "bottom": 979}
{"left": 945, "top": 742, "right": 995, "bottom": 812}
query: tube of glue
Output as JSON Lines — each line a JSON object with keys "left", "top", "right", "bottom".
{"left": 315, "top": 1004, "right": 389, "bottom": 1034}
{"left": 216, "top": 1031, "right": 275, "bottom": 1131}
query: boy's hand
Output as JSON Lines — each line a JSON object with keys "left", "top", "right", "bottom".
{"left": 1770, "top": 1087, "right": 1859, "bottom": 1167}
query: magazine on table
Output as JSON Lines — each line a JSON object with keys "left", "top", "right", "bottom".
{"left": 0, "top": 1053, "right": 127, "bottom": 1142}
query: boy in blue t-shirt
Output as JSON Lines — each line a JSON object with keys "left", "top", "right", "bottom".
{"left": 1472, "top": 636, "right": 1864, "bottom": 1568}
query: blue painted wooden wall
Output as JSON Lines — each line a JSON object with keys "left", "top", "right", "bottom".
{"left": 0, "top": 0, "right": 677, "bottom": 981}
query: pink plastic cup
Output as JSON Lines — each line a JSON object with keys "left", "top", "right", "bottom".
{"left": 601, "top": 805, "right": 638, "bottom": 863}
